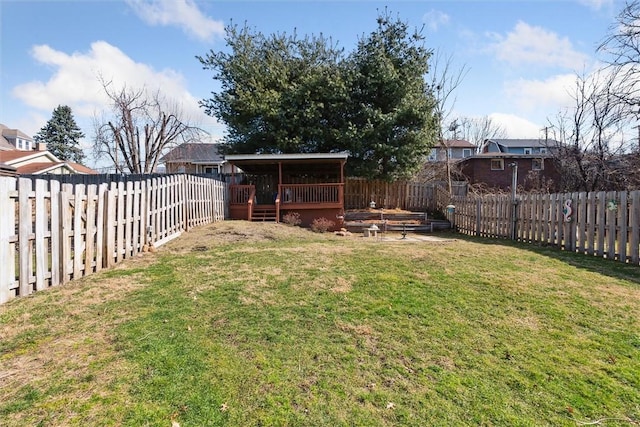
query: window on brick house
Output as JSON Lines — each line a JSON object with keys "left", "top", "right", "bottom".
{"left": 491, "top": 159, "right": 504, "bottom": 170}
{"left": 532, "top": 158, "right": 544, "bottom": 170}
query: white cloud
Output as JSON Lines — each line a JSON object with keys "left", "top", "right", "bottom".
{"left": 489, "top": 21, "right": 589, "bottom": 69}
{"left": 12, "top": 41, "right": 222, "bottom": 136}
{"left": 504, "top": 73, "right": 577, "bottom": 113}
{"left": 488, "top": 113, "right": 544, "bottom": 139}
{"left": 423, "top": 9, "right": 450, "bottom": 32}
{"left": 126, "top": 0, "right": 224, "bottom": 42}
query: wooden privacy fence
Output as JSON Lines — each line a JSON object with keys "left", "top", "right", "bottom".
{"left": 447, "top": 190, "right": 640, "bottom": 265}
{"left": 0, "top": 174, "right": 227, "bottom": 305}
{"left": 345, "top": 178, "right": 467, "bottom": 211}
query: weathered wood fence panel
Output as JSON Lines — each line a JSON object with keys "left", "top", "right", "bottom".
{"left": 447, "top": 189, "right": 640, "bottom": 266}
{"left": 344, "top": 178, "right": 466, "bottom": 211}
{"left": 0, "top": 175, "right": 227, "bottom": 305}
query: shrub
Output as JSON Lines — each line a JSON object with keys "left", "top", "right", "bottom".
{"left": 310, "top": 217, "right": 335, "bottom": 233}
{"left": 282, "top": 211, "right": 302, "bottom": 226}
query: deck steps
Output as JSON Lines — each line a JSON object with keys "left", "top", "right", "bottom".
{"left": 251, "top": 205, "right": 277, "bottom": 222}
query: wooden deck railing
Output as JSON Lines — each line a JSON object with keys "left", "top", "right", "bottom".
{"left": 230, "top": 185, "right": 254, "bottom": 204}
{"left": 279, "top": 183, "right": 343, "bottom": 205}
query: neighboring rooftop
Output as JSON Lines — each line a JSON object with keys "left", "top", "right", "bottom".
{"left": 161, "top": 143, "right": 225, "bottom": 164}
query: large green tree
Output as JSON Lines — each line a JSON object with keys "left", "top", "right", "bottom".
{"left": 346, "top": 13, "right": 438, "bottom": 179}
{"left": 34, "top": 105, "right": 85, "bottom": 163}
{"left": 198, "top": 25, "right": 350, "bottom": 155}
{"left": 198, "top": 12, "right": 438, "bottom": 180}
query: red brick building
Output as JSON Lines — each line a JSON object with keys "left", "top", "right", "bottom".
{"left": 458, "top": 153, "right": 561, "bottom": 192}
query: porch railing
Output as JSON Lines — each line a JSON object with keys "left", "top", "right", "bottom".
{"left": 279, "top": 183, "right": 343, "bottom": 205}
{"left": 230, "top": 185, "right": 254, "bottom": 204}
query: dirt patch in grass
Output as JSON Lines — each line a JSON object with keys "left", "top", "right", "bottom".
{"left": 163, "top": 221, "right": 322, "bottom": 253}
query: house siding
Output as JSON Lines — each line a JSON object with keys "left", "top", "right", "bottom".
{"left": 461, "top": 157, "right": 561, "bottom": 191}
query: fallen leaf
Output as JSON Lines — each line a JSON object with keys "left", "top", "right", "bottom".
{"left": 386, "top": 402, "right": 395, "bottom": 409}
{"left": 220, "top": 403, "right": 228, "bottom": 412}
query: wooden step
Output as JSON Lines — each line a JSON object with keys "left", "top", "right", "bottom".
{"left": 251, "top": 205, "right": 277, "bottom": 222}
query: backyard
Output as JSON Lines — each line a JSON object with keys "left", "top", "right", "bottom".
{"left": 0, "top": 221, "right": 638, "bottom": 426}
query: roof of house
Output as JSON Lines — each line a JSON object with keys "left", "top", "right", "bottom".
{"left": 0, "top": 148, "right": 97, "bottom": 175}
{"left": 16, "top": 162, "right": 69, "bottom": 175}
{"left": 225, "top": 152, "right": 349, "bottom": 176}
{"left": 484, "top": 138, "right": 559, "bottom": 150}
{"left": 436, "top": 139, "right": 476, "bottom": 148}
{"left": 0, "top": 123, "right": 33, "bottom": 143}
{"left": 68, "top": 162, "right": 99, "bottom": 174}
{"left": 225, "top": 153, "right": 349, "bottom": 162}
{"left": 461, "top": 152, "right": 555, "bottom": 161}
{"left": 0, "top": 162, "right": 17, "bottom": 176}
{"left": 0, "top": 124, "right": 18, "bottom": 150}
{"left": 161, "top": 143, "right": 225, "bottom": 164}
{"left": 0, "top": 150, "right": 58, "bottom": 163}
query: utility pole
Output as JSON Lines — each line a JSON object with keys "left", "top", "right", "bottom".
{"left": 541, "top": 126, "right": 553, "bottom": 145}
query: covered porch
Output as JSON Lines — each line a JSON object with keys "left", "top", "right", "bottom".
{"left": 226, "top": 153, "right": 348, "bottom": 227}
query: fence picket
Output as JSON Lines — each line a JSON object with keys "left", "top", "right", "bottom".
{"left": 0, "top": 177, "right": 16, "bottom": 303}
{"left": 34, "top": 179, "right": 47, "bottom": 291}
{"left": 50, "top": 180, "right": 61, "bottom": 286}
{"left": 73, "top": 184, "right": 85, "bottom": 279}
{"left": 60, "top": 184, "right": 73, "bottom": 284}
{"left": 619, "top": 191, "right": 628, "bottom": 263}
{"left": 18, "top": 178, "right": 32, "bottom": 297}
{"left": 85, "top": 184, "right": 97, "bottom": 274}
{"left": 630, "top": 191, "right": 640, "bottom": 264}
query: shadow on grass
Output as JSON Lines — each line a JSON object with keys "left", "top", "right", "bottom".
{"left": 438, "top": 231, "right": 640, "bottom": 286}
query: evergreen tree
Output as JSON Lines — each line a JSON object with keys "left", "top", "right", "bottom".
{"left": 34, "top": 105, "right": 85, "bottom": 163}
{"left": 197, "top": 12, "right": 438, "bottom": 180}
{"left": 346, "top": 12, "right": 438, "bottom": 180}
{"left": 198, "top": 25, "right": 350, "bottom": 155}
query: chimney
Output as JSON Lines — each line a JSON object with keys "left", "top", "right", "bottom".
{"left": 36, "top": 142, "right": 47, "bottom": 151}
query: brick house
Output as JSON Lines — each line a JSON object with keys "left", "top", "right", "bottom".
{"left": 459, "top": 153, "right": 561, "bottom": 191}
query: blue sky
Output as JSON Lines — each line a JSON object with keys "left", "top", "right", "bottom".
{"left": 0, "top": 0, "right": 624, "bottom": 168}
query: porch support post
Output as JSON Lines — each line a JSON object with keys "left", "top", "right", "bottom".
{"left": 339, "top": 160, "right": 346, "bottom": 208}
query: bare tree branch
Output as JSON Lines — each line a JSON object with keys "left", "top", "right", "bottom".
{"left": 92, "top": 79, "right": 207, "bottom": 173}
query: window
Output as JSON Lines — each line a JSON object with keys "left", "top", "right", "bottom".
{"left": 462, "top": 149, "right": 472, "bottom": 158}
{"left": 523, "top": 148, "right": 532, "bottom": 155}
{"left": 540, "top": 147, "right": 547, "bottom": 154}
{"left": 17, "top": 140, "right": 23, "bottom": 149}
{"left": 532, "top": 158, "right": 544, "bottom": 170}
{"left": 491, "top": 159, "right": 504, "bottom": 170}
{"left": 177, "top": 166, "right": 186, "bottom": 173}
{"left": 427, "top": 150, "right": 437, "bottom": 161}
{"left": 204, "top": 166, "right": 218, "bottom": 174}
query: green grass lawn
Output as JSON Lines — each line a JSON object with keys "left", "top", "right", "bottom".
{"left": 1, "top": 221, "right": 639, "bottom": 426}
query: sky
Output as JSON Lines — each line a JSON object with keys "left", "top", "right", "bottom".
{"left": 0, "top": 0, "right": 626, "bottom": 169}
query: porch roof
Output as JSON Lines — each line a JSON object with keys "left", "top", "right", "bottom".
{"left": 225, "top": 152, "right": 348, "bottom": 176}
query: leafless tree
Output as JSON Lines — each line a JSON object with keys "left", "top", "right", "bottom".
{"left": 93, "top": 80, "right": 206, "bottom": 173}
{"left": 598, "top": 0, "right": 640, "bottom": 110}
{"left": 547, "top": 69, "right": 633, "bottom": 191}
{"left": 455, "top": 116, "right": 507, "bottom": 152}
{"left": 427, "top": 51, "right": 469, "bottom": 193}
